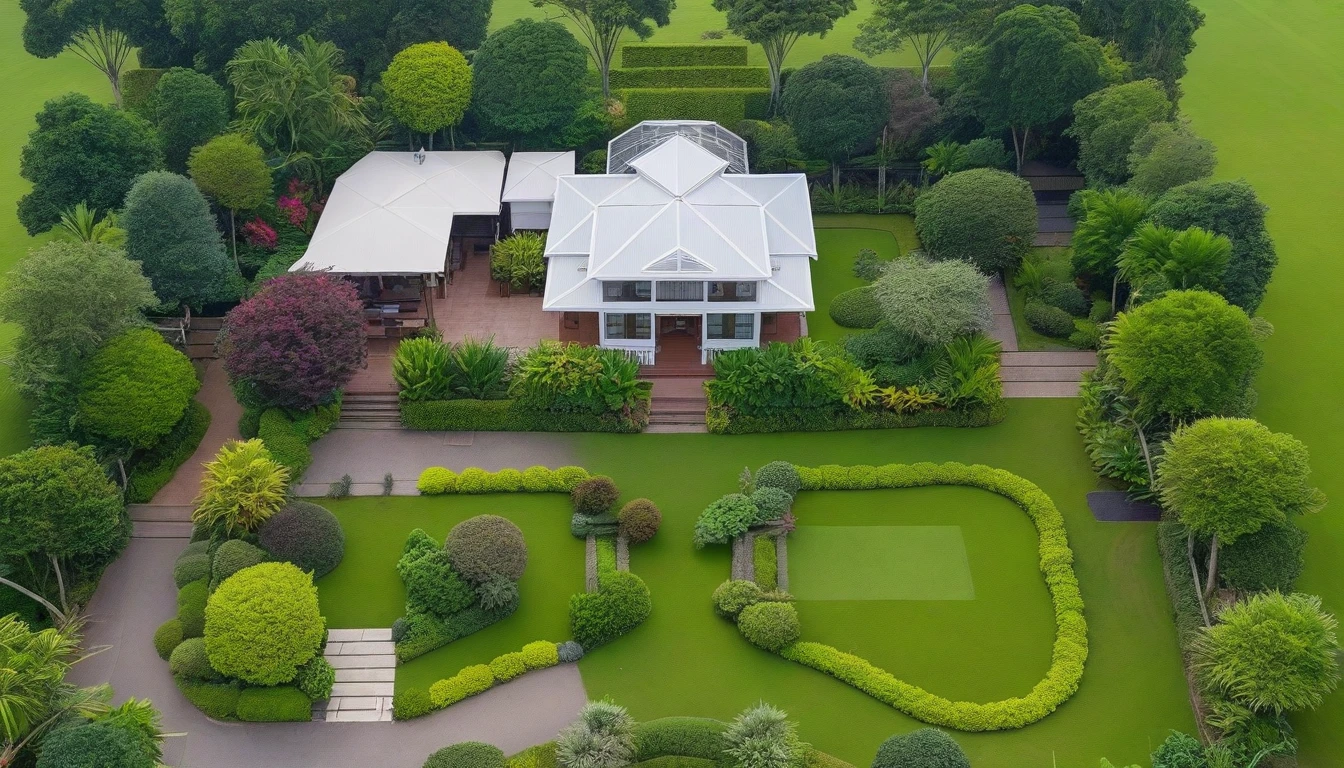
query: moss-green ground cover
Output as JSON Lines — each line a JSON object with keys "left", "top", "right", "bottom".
{"left": 808, "top": 215, "right": 916, "bottom": 343}
{"left": 1182, "top": 2, "right": 1344, "bottom": 762}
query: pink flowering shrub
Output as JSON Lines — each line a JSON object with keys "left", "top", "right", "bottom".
{"left": 242, "top": 218, "right": 278, "bottom": 250}
{"left": 277, "top": 179, "right": 327, "bottom": 235}
{"left": 220, "top": 273, "right": 367, "bottom": 410}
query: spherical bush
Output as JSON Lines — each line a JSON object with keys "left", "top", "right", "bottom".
{"left": 1025, "top": 302, "right": 1076, "bottom": 338}
{"left": 754, "top": 462, "right": 801, "bottom": 497}
{"left": 1042, "top": 281, "right": 1089, "bottom": 317}
{"left": 445, "top": 514, "right": 527, "bottom": 584}
{"left": 295, "top": 656, "right": 336, "bottom": 700}
{"left": 750, "top": 487, "right": 792, "bottom": 522}
{"left": 1220, "top": 523, "right": 1308, "bottom": 592}
{"left": 520, "top": 640, "right": 560, "bottom": 669}
{"left": 424, "top": 742, "right": 506, "bottom": 768}
{"left": 557, "top": 640, "right": 585, "bottom": 663}
{"left": 571, "top": 476, "right": 620, "bottom": 514}
{"left": 169, "top": 637, "right": 219, "bottom": 681}
{"left": 914, "top": 167, "right": 1037, "bottom": 274}
{"left": 257, "top": 500, "right": 346, "bottom": 578}
{"left": 553, "top": 466, "right": 591, "bottom": 491}
{"left": 737, "top": 601, "right": 800, "bottom": 651}
{"left": 489, "top": 651, "right": 527, "bottom": 682}
{"left": 713, "top": 580, "right": 765, "bottom": 619}
{"left": 204, "top": 562, "right": 325, "bottom": 686}
{"left": 829, "top": 285, "right": 882, "bottom": 328}
{"left": 211, "top": 539, "right": 266, "bottom": 588}
{"left": 173, "top": 552, "right": 211, "bottom": 588}
{"left": 154, "top": 618, "right": 183, "bottom": 661}
{"left": 393, "top": 688, "right": 433, "bottom": 720}
{"left": 418, "top": 467, "right": 458, "bottom": 494}
{"left": 618, "top": 498, "right": 661, "bottom": 544}
{"left": 871, "top": 728, "right": 970, "bottom": 768}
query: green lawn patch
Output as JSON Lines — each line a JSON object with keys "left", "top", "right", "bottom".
{"left": 807, "top": 215, "right": 916, "bottom": 344}
{"left": 789, "top": 523, "right": 975, "bottom": 601}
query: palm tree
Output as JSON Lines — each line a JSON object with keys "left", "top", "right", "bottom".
{"left": 53, "top": 203, "right": 126, "bottom": 247}
{"left": 1117, "top": 223, "right": 1177, "bottom": 309}
{"left": 921, "top": 140, "right": 967, "bottom": 177}
{"left": 1069, "top": 188, "right": 1149, "bottom": 313}
{"left": 1161, "top": 226, "right": 1231, "bottom": 290}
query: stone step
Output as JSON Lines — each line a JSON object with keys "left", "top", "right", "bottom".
{"left": 999, "top": 366, "right": 1093, "bottom": 382}
{"left": 326, "top": 707, "right": 387, "bottom": 722}
{"left": 326, "top": 654, "right": 398, "bottom": 669}
{"left": 1000, "top": 351, "right": 1097, "bottom": 367}
{"left": 333, "top": 421, "right": 404, "bottom": 431}
{"left": 330, "top": 682, "right": 395, "bottom": 697}
{"left": 1002, "top": 380, "right": 1083, "bottom": 398}
{"left": 186, "top": 344, "right": 218, "bottom": 360}
{"left": 335, "top": 667, "right": 396, "bottom": 682}
{"left": 327, "top": 640, "right": 395, "bottom": 655}
{"left": 190, "top": 317, "right": 225, "bottom": 330}
{"left": 343, "top": 393, "right": 401, "bottom": 404}
{"left": 132, "top": 521, "right": 194, "bottom": 539}
{"left": 329, "top": 628, "right": 393, "bottom": 642}
{"left": 127, "top": 504, "right": 195, "bottom": 521}
{"left": 649, "top": 414, "right": 707, "bottom": 425}
{"left": 645, "top": 424, "right": 709, "bottom": 434}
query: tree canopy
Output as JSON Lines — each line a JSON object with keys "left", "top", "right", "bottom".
{"left": 780, "top": 54, "right": 888, "bottom": 191}
{"left": 122, "top": 171, "right": 236, "bottom": 310}
{"left": 1080, "top": 0, "right": 1204, "bottom": 97}
{"left": 531, "top": 0, "right": 674, "bottom": 98}
{"left": 872, "top": 256, "right": 991, "bottom": 348}
{"left": 382, "top": 42, "right": 472, "bottom": 146}
{"left": 317, "top": 0, "right": 492, "bottom": 81}
{"left": 77, "top": 328, "right": 200, "bottom": 451}
{"left": 471, "top": 20, "right": 590, "bottom": 144}
{"left": 1067, "top": 78, "right": 1171, "bottom": 185}
{"left": 189, "top": 133, "right": 274, "bottom": 264}
{"left": 161, "top": 0, "right": 325, "bottom": 74}
{"left": 713, "top": 0, "right": 857, "bottom": 112}
{"left": 856, "top": 0, "right": 994, "bottom": 93}
{"left": 17, "top": 93, "right": 161, "bottom": 235}
{"left": 1126, "top": 121, "right": 1215, "bottom": 198}
{"left": 1118, "top": 224, "right": 1230, "bottom": 296}
{"left": 150, "top": 67, "right": 229, "bottom": 171}
{"left": 914, "top": 167, "right": 1037, "bottom": 274}
{"left": 1070, "top": 187, "right": 1149, "bottom": 288}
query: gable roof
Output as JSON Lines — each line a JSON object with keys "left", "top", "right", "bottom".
{"left": 502, "top": 151, "right": 576, "bottom": 203}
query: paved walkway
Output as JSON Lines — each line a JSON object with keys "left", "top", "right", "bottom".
{"left": 437, "top": 261, "right": 559, "bottom": 349}
{"left": 987, "top": 276, "right": 1097, "bottom": 397}
{"left": 152, "top": 361, "right": 241, "bottom": 505}
{"left": 320, "top": 629, "right": 397, "bottom": 722}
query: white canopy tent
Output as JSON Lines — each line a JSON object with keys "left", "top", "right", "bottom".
{"left": 291, "top": 151, "right": 507, "bottom": 276}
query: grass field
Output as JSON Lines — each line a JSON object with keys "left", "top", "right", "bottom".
{"left": 1182, "top": 2, "right": 1344, "bottom": 763}
{"left": 807, "top": 214, "right": 916, "bottom": 343}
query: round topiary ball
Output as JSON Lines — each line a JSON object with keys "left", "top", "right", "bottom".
{"left": 750, "top": 487, "right": 792, "bottom": 522}
{"left": 423, "top": 742, "right": 506, "bottom": 768}
{"left": 618, "top": 498, "right": 661, "bottom": 544}
{"left": 829, "top": 285, "right": 882, "bottom": 328}
{"left": 445, "top": 514, "right": 527, "bottom": 584}
{"left": 737, "top": 601, "right": 800, "bottom": 651}
{"left": 914, "top": 167, "right": 1037, "bottom": 274}
{"left": 871, "top": 727, "right": 970, "bottom": 768}
{"left": 571, "top": 475, "right": 620, "bottom": 514}
{"left": 211, "top": 538, "right": 266, "bottom": 588}
{"left": 153, "top": 618, "right": 183, "bottom": 661}
{"left": 257, "top": 500, "right": 346, "bottom": 578}
{"left": 754, "top": 462, "right": 801, "bottom": 497}
{"left": 557, "top": 640, "right": 585, "bottom": 663}
{"left": 204, "top": 562, "right": 325, "bottom": 686}
{"left": 173, "top": 552, "right": 211, "bottom": 588}
{"left": 169, "top": 636, "right": 219, "bottom": 681}
{"left": 713, "top": 579, "right": 764, "bottom": 619}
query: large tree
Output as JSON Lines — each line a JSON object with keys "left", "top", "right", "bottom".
{"left": 76, "top": 328, "right": 200, "bottom": 453}
{"left": 531, "top": 0, "right": 674, "bottom": 99}
{"left": 16, "top": 93, "right": 161, "bottom": 235}
{"left": 317, "top": 0, "right": 492, "bottom": 82}
{"left": 19, "top": 0, "right": 172, "bottom": 105}
{"left": 382, "top": 42, "right": 472, "bottom": 150}
{"left": 951, "top": 4, "right": 1106, "bottom": 171}
{"left": 188, "top": 133, "right": 274, "bottom": 266}
{"left": 781, "top": 54, "right": 888, "bottom": 194}
{"left": 714, "top": 0, "right": 857, "bottom": 113}
{"left": 472, "top": 20, "right": 591, "bottom": 145}
{"left": 855, "top": 0, "right": 994, "bottom": 94}
{"left": 1126, "top": 121, "right": 1215, "bottom": 197}
{"left": 1080, "top": 0, "right": 1204, "bottom": 98}
{"left": 914, "top": 167, "right": 1037, "bottom": 274}
{"left": 148, "top": 67, "right": 230, "bottom": 172}
{"left": 1066, "top": 78, "right": 1171, "bottom": 185}
{"left": 122, "top": 171, "right": 236, "bottom": 311}
{"left": 161, "top": 0, "right": 325, "bottom": 74}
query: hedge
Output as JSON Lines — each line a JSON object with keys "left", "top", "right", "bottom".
{"left": 622, "top": 44, "right": 748, "bottom": 68}
{"left": 126, "top": 400, "right": 211, "bottom": 503}
{"left": 762, "top": 462, "right": 1087, "bottom": 731}
{"left": 570, "top": 570, "right": 652, "bottom": 649}
{"left": 417, "top": 465, "right": 591, "bottom": 494}
{"left": 235, "top": 685, "right": 313, "bottom": 722}
{"left": 256, "top": 403, "right": 340, "bottom": 478}
{"left": 621, "top": 88, "right": 770, "bottom": 127}
{"left": 401, "top": 399, "right": 645, "bottom": 433}
{"left": 406, "top": 643, "right": 562, "bottom": 717}
{"left": 632, "top": 717, "right": 729, "bottom": 761}
{"left": 175, "top": 678, "right": 240, "bottom": 720}
{"left": 753, "top": 536, "right": 777, "bottom": 591}
{"left": 610, "top": 66, "right": 771, "bottom": 89}
{"left": 828, "top": 285, "right": 881, "bottom": 329}
{"left": 706, "top": 401, "right": 1007, "bottom": 434}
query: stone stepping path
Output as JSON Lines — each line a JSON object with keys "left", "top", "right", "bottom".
{"left": 319, "top": 629, "right": 396, "bottom": 722}
{"left": 128, "top": 505, "right": 195, "bottom": 539}
{"left": 986, "top": 277, "right": 1098, "bottom": 397}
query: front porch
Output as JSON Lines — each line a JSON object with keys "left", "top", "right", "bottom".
{"left": 557, "top": 311, "right": 804, "bottom": 371}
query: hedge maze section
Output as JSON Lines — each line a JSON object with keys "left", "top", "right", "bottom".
{"left": 616, "top": 43, "right": 770, "bottom": 127}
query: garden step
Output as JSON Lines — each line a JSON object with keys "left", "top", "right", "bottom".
{"left": 329, "top": 628, "right": 393, "bottom": 642}
{"left": 999, "top": 366, "right": 1094, "bottom": 382}
{"left": 127, "top": 504, "right": 195, "bottom": 522}
{"left": 649, "top": 414, "right": 707, "bottom": 425}
{"left": 644, "top": 424, "right": 709, "bottom": 434}
{"left": 186, "top": 344, "right": 218, "bottom": 360}
{"left": 131, "top": 521, "right": 193, "bottom": 539}
{"left": 326, "top": 654, "right": 398, "bottom": 669}
{"left": 330, "top": 682, "right": 395, "bottom": 697}
{"left": 1000, "top": 351, "right": 1097, "bottom": 367}
{"left": 342, "top": 393, "right": 401, "bottom": 404}
{"left": 189, "top": 316, "right": 225, "bottom": 330}
{"left": 1002, "top": 380, "right": 1083, "bottom": 398}
{"left": 327, "top": 641, "right": 395, "bottom": 655}
{"left": 334, "top": 668, "right": 396, "bottom": 683}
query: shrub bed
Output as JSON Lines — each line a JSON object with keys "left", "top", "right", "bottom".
{"left": 707, "top": 401, "right": 1007, "bottom": 434}
{"left": 235, "top": 685, "right": 313, "bottom": 722}
{"left": 417, "top": 465, "right": 591, "bottom": 494}
{"left": 256, "top": 402, "right": 341, "bottom": 477}
{"left": 610, "top": 66, "right": 770, "bottom": 89}
{"left": 126, "top": 400, "right": 211, "bottom": 503}
{"left": 401, "top": 399, "right": 647, "bottom": 433}
{"left": 398, "top": 642, "right": 563, "bottom": 719}
{"left": 621, "top": 44, "right": 749, "bottom": 67}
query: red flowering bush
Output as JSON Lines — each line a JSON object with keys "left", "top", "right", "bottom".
{"left": 277, "top": 179, "right": 326, "bottom": 235}
{"left": 220, "top": 273, "right": 367, "bottom": 410}
{"left": 242, "top": 218, "right": 278, "bottom": 250}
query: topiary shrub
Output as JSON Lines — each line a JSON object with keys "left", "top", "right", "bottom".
{"left": 750, "top": 487, "right": 792, "bottom": 522}
{"left": 521, "top": 640, "right": 561, "bottom": 669}
{"left": 1219, "top": 522, "right": 1308, "bottom": 593}
{"left": 914, "top": 168, "right": 1037, "bottom": 274}
{"left": 210, "top": 539, "right": 266, "bottom": 589}
{"left": 174, "top": 552, "right": 212, "bottom": 588}
{"left": 256, "top": 500, "right": 346, "bottom": 578}
{"left": 1041, "top": 282, "right": 1089, "bottom": 317}
{"left": 755, "top": 462, "right": 802, "bottom": 498}
{"left": 457, "top": 467, "right": 492, "bottom": 494}
{"left": 445, "top": 515, "right": 528, "bottom": 584}
{"left": 425, "top": 743, "right": 507, "bottom": 768}
{"left": 632, "top": 717, "right": 729, "bottom": 762}
{"left": 418, "top": 467, "right": 459, "bottom": 494}
{"left": 169, "top": 637, "right": 219, "bottom": 681}
{"left": 693, "top": 494, "right": 760, "bottom": 548}
{"left": 618, "top": 498, "right": 662, "bottom": 544}
{"left": 713, "top": 580, "right": 764, "bottom": 619}
{"left": 570, "top": 570, "right": 653, "bottom": 649}
{"left": 557, "top": 640, "right": 585, "bottom": 663}
{"left": 1025, "top": 302, "right": 1076, "bottom": 338}
{"left": 488, "top": 468, "right": 524, "bottom": 492}
{"left": 871, "top": 727, "right": 969, "bottom": 768}
{"left": 429, "top": 664, "right": 495, "bottom": 708}
{"left": 829, "top": 285, "right": 881, "bottom": 328}
{"left": 34, "top": 718, "right": 153, "bottom": 768}
{"left": 394, "top": 688, "right": 434, "bottom": 720}
{"left": 403, "top": 548, "right": 477, "bottom": 617}
{"left": 554, "top": 466, "right": 592, "bottom": 491}
{"left": 295, "top": 656, "right": 336, "bottom": 700}
{"left": 177, "top": 579, "right": 209, "bottom": 638}
{"left": 737, "top": 601, "right": 800, "bottom": 651}
{"left": 177, "top": 679, "right": 240, "bottom": 720}
{"left": 489, "top": 651, "right": 527, "bottom": 682}
{"left": 235, "top": 685, "right": 313, "bottom": 722}
{"left": 204, "top": 562, "right": 325, "bottom": 686}
{"left": 154, "top": 618, "right": 184, "bottom": 660}
{"left": 572, "top": 476, "right": 621, "bottom": 514}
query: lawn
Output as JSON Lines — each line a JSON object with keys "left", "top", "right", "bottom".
{"left": 1182, "top": 1, "right": 1344, "bottom": 762}
{"left": 807, "top": 214, "right": 916, "bottom": 344}
{"left": 1005, "top": 246, "right": 1078, "bottom": 352}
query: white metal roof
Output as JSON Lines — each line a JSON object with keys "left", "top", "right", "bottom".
{"left": 608, "top": 120, "right": 749, "bottom": 174}
{"left": 502, "top": 151, "right": 575, "bottom": 203}
{"left": 291, "top": 151, "right": 506, "bottom": 275}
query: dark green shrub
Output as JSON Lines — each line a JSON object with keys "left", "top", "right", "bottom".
{"left": 126, "top": 400, "right": 211, "bottom": 503}
{"left": 154, "top": 619, "right": 184, "bottom": 660}
{"left": 871, "top": 728, "right": 969, "bottom": 768}
{"left": 1025, "top": 302, "right": 1076, "bottom": 338}
{"left": 256, "top": 408, "right": 313, "bottom": 478}
{"left": 1042, "top": 282, "right": 1089, "bottom": 316}
{"left": 963, "top": 137, "right": 1013, "bottom": 170}
{"left": 829, "top": 285, "right": 881, "bottom": 328}
{"left": 176, "top": 678, "right": 240, "bottom": 719}
{"left": 403, "top": 549, "right": 477, "bottom": 617}
{"left": 693, "top": 494, "right": 760, "bottom": 548}
{"left": 211, "top": 539, "right": 266, "bottom": 588}
{"left": 169, "top": 637, "right": 219, "bottom": 680}
{"left": 177, "top": 578, "right": 209, "bottom": 638}
{"left": 622, "top": 88, "right": 770, "bottom": 126}
{"left": 1150, "top": 731, "right": 1205, "bottom": 768}
{"left": 475, "top": 574, "right": 521, "bottom": 613}
{"left": 853, "top": 248, "right": 883, "bottom": 281}
{"left": 713, "top": 580, "right": 764, "bottom": 618}
{"left": 618, "top": 498, "right": 662, "bottom": 544}
{"left": 572, "top": 475, "right": 621, "bottom": 514}
{"left": 121, "top": 68, "right": 167, "bottom": 114}
{"left": 622, "top": 44, "right": 749, "bottom": 67}
{"left": 235, "top": 685, "right": 313, "bottom": 722}
{"left": 571, "top": 511, "right": 620, "bottom": 538}
{"left": 295, "top": 657, "right": 336, "bottom": 700}
{"left": 400, "top": 398, "right": 645, "bottom": 433}
{"left": 446, "top": 515, "right": 528, "bottom": 584}
{"left": 394, "top": 688, "right": 433, "bottom": 720}
{"left": 423, "top": 742, "right": 507, "bottom": 768}
{"left": 844, "top": 325, "right": 926, "bottom": 367}
{"left": 750, "top": 487, "right": 792, "bottom": 521}
{"left": 914, "top": 168, "right": 1037, "bottom": 274}
{"left": 1219, "top": 523, "right": 1308, "bottom": 592}
{"left": 557, "top": 640, "right": 585, "bottom": 662}
{"left": 257, "top": 500, "right": 346, "bottom": 578}
{"left": 708, "top": 401, "right": 1005, "bottom": 434}
{"left": 569, "top": 570, "right": 652, "bottom": 648}
{"left": 35, "top": 718, "right": 154, "bottom": 768}
{"left": 737, "top": 601, "right": 800, "bottom": 651}
{"left": 204, "top": 562, "right": 324, "bottom": 686}
{"left": 633, "top": 717, "right": 730, "bottom": 761}
{"left": 754, "top": 462, "right": 802, "bottom": 498}
{"left": 610, "top": 66, "right": 770, "bottom": 89}
{"left": 174, "top": 552, "right": 212, "bottom": 588}
{"left": 581, "top": 150, "right": 607, "bottom": 173}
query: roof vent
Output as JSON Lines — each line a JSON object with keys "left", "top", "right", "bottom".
{"left": 414, "top": 147, "right": 426, "bottom": 165}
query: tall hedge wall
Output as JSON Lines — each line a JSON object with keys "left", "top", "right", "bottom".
{"left": 621, "top": 88, "right": 770, "bottom": 128}
{"left": 622, "top": 44, "right": 749, "bottom": 68}
{"left": 610, "top": 66, "right": 771, "bottom": 89}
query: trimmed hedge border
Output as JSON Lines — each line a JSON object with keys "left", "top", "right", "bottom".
{"left": 621, "top": 88, "right": 771, "bottom": 128}
{"left": 622, "top": 44, "right": 749, "bottom": 68}
{"left": 610, "top": 66, "right": 771, "bottom": 89}
{"left": 126, "top": 400, "right": 212, "bottom": 503}
{"left": 398, "top": 641, "right": 562, "bottom": 719}
{"left": 401, "top": 398, "right": 646, "bottom": 433}
{"left": 706, "top": 400, "right": 1006, "bottom": 434}
{"left": 724, "top": 462, "right": 1088, "bottom": 732}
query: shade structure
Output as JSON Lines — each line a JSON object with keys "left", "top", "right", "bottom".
{"left": 292, "top": 151, "right": 506, "bottom": 275}
{"left": 502, "top": 151, "right": 576, "bottom": 202}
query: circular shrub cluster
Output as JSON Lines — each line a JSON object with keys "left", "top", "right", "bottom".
{"left": 169, "top": 637, "right": 218, "bottom": 681}
{"left": 173, "top": 553, "right": 211, "bottom": 588}
{"left": 1025, "top": 302, "right": 1075, "bottom": 338}
{"left": 1042, "top": 282, "right": 1089, "bottom": 317}
{"left": 557, "top": 640, "right": 585, "bottom": 663}
{"left": 418, "top": 467, "right": 458, "bottom": 494}
{"left": 204, "top": 562, "right": 325, "bottom": 686}
{"left": 154, "top": 619, "right": 183, "bottom": 661}
{"left": 829, "top": 285, "right": 881, "bottom": 328}
{"left": 571, "top": 476, "right": 620, "bottom": 514}
{"left": 405, "top": 549, "right": 477, "bottom": 617}
{"left": 750, "top": 487, "right": 792, "bottom": 521}
{"left": 693, "top": 494, "right": 761, "bottom": 548}
{"left": 737, "top": 601, "right": 800, "bottom": 651}
{"left": 424, "top": 742, "right": 506, "bottom": 768}
{"left": 713, "top": 580, "right": 764, "bottom": 619}
{"left": 872, "top": 728, "right": 970, "bottom": 768}
{"left": 914, "top": 167, "right": 1037, "bottom": 274}
{"left": 618, "top": 498, "right": 662, "bottom": 544}
{"left": 754, "top": 462, "right": 801, "bottom": 497}
{"left": 446, "top": 515, "right": 527, "bottom": 584}
{"left": 211, "top": 539, "right": 266, "bottom": 587}
{"left": 257, "top": 500, "right": 346, "bottom": 578}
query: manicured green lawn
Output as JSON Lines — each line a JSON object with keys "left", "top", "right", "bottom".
{"left": 1182, "top": 2, "right": 1344, "bottom": 761}
{"left": 808, "top": 215, "right": 916, "bottom": 344}
{"left": 1005, "top": 247, "right": 1077, "bottom": 352}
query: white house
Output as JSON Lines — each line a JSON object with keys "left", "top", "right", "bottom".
{"left": 542, "top": 121, "right": 816, "bottom": 366}
{"left": 502, "top": 151, "right": 575, "bottom": 232}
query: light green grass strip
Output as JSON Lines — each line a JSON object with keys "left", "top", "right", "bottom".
{"left": 789, "top": 526, "right": 974, "bottom": 601}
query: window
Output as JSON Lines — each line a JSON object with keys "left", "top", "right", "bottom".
{"left": 708, "top": 281, "right": 757, "bottom": 302}
{"left": 656, "top": 281, "right": 704, "bottom": 301}
{"left": 603, "top": 281, "right": 651, "bottom": 302}
{"left": 605, "top": 313, "right": 651, "bottom": 340}
{"left": 706, "top": 313, "right": 754, "bottom": 340}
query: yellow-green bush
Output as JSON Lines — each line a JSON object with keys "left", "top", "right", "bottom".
{"left": 489, "top": 651, "right": 527, "bottom": 681}
{"left": 520, "top": 640, "right": 560, "bottom": 669}
{"left": 428, "top": 663, "right": 495, "bottom": 708}
{"left": 408, "top": 641, "right": 562, "bottom": 719}
{"left": 416, "top": 465, "right": 592, "bottom": 495}
{"left": 418, "top": 467, "right": 459, "bottom": 494}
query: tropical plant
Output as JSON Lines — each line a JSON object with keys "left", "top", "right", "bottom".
{"left": 393, "top": 337, "right": 455, "bottom": 401}
{"left": 193, "top": 439, "right": 291, "bottom": 535}
{"left": 490, "top": 232, "right": 547, "bottom": 290}
{"left": 53, "top": 203, "right": 125, "bottom": 247}
{"left": 921, "top": 139, "right": 967, "bottom": 176}
{"left": 510, "top": 341, "right": 647, "bottom": 416}
{"left": 722, "top": 702, "right": 808, "bottom": 768}
{"left": 933, "top": 334, "right": 1001, "bottom": 407}
{"left": 555, "top": 699, "right": 637, "bottom": 768}
{"left": 705, "top": 339, "right": 859, "bottom": 416}
{"left": 877, "top": 384, "right": 941, "bottom": 413}
{"left": 1119, "top": 223, "right": 1230, "bottom": 299}
{"left": 1070, "top": 188, "right": 1150, "bottom": 307}
{"left": 450, "top": 337, "right": 511, "bottom": 399}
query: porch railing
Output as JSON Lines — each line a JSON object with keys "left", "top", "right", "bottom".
{"left": 610, "top": 346, "right": 655, "bottom": 366}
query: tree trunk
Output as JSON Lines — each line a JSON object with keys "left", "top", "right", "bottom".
{"left": 877, "top": 163, "right": 887, "bottom": 213}
{"left": 1187, "top": 530, "right": 1212, "bottom": 627}
{"left": 921, "top": 59, "right": 932, "bottom": 95}
{"left": 109, "top": 69, "right": 123, "bottom": 109}
{"left": 49, "top": 555, "right": 69, "bottom": 617}
{"left": 767, "top": 59, "right": 782, "bottom": 116}
{"left": 601, "top": 64, "right": 611, "bottom": 100}
{"left": 229, "top": 209, "right": 238, "bottom": 268}
{"left": 1204, "top": 534, "right": 1220, "bottom": 599}
{"left": 832, "top": 164, "right": 840, "bottom": 197}
{"left": 1110, "top": 273, "right": 1119, "bottom": 318}
{"left": 0, "top": 575, "right": 67, "bottom": 626}
{"left": 429, "top": 131, "right": 435, "bottom": 151}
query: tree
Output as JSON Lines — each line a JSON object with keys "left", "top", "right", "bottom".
{"left": 160, "top": 0, "right": 325, "bottom": 74}
{"left": 1191, "top": 592, "right": 1339, "bottom": 727}
{"left": 122, "top": 171, "right": 236, "bottom": 310}
{"left": 53, "top": 203, "right": 126, "bottom": 248}
{"left": 1066, "top": 78, "right": 1171, "bottom": 185}
{"left": 16, "top": 93, "right": 161, "bottom": 235}
{"left": 714, "top": 0, "right": 857, "bottom": 113}
{"left": 1118, "top": 224, "right": 1230, "bottom": 296}
{"left": 952, "top": 4, "right": 1106, "bottom": 171}
{"left": 855, "top": 0, "right": 994, "bottom": 94}
{"left": 1105, "top": 290, "right": 1260, "bottom": 422}
{"left": 76, "top": 329, "right": 200, "bottom": 452}
{"left": 316, "top": 0, "right": 492, "bottom": 82}
{"left": 1070, "top": 187, "right": 1148, "bottom": 308}
{"left": 872, "top": 257, "right": 990, "bottom": 348}
{"left": 723, "top": 703, "right": 807, "bottom": 768}
{"left": 531, "top": 0, "right": 674, "bottom": 99}
{"left": 781, "top": 55, "right": 888, "bottom": 193}
{"left": 1147, "top": 179, "right": 1277, "bottom": 314}
{"left": 382, "top": 42, "right": 472, "bottom": 149}
{"left": 188, "top": 134, "right": 274, "bottom": 266}
{"left": 0, "top": 445, "right": 125, "bottom": 625}
{"left": 1080, "top": 0, "right": 1204, "bottom": 97}
{"left": 149, "top": 67, "right": 229, "bottom": 172}
{"left": 913, "top": 167, "right": 1037, "bottom": 274}
{"left": 872, "top": 727, "right": 970, "bottom": 768}
{"left": 219, "top": 272, "right": 367, "bottom": 410}
{"left": 1159, "top": 418, "right": 1323, "bottom": 600}
{"left": 193, "top": 440, "right": 290, "bottom": 534}
{"left": 471, "top": 20, "right": 590, "bottom": 145}
{"left": 35, "top": 707, "right": 164, "bottom": 768}
{"left": 20, "top": 0, "right": 164, "bottom": 106}
{"left": 1126, "top": 121, "right": 1215, "bottom": 197}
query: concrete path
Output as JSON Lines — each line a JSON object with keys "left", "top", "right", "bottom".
{"left": 320, "top": 629, "right": 397, "bottom": 722}
{"left": 152, "top": 360, "right": 242, "bottom": 505}
{"left": 987, "top": 276, "right": 1019, "bottom": 353}
{"left": 987, "top": 277, "right": 1097, "bottom": 397}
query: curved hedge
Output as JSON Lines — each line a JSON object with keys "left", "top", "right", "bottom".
{"left": 736, "top": 462, "right": 1088, "bottom": 732}
{"left": 400, "top": 642, "right": 563, "bottom": 718}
